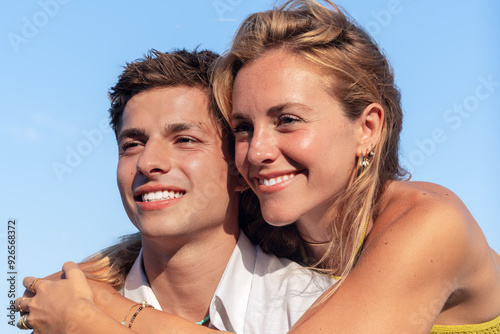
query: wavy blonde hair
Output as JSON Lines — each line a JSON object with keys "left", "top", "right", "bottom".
{"left": 213, "top": 0, "right": 407, "bottom": 279}
{"left": 81, "top": 233, "right": 142, "bottom": 289}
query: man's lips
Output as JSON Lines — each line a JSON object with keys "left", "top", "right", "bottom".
{"left": 134, "top": 187, "right": 186, "bottom": 211}
{"left": 134, "top": 185, "right": 186, "bottom": 202}
{"left": 141, "top": 190, "right": 184, "bottom": 202}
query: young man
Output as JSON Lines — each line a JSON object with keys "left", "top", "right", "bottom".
{"left": 17, "top": 49, "right": 334, "bottom": 333}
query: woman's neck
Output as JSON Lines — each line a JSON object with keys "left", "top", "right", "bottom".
{"left": 296, "top": 215, "right": 335, "bottom": 261}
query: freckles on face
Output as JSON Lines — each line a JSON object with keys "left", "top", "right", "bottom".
{"left": 231, "top": 50, "right": 359, "bottom": 227}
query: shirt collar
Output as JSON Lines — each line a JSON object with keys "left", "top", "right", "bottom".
{"left": 120, "top": 233, "right": 256, "bottom": 332}
{"left": 209, "top": 232, "right": 255, "bottom": 332}
{"left": 120, "top": 248, "right": 163, "bottom": 310}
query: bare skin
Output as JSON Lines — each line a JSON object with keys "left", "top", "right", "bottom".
{"left": 290, "top": 180, "right": 500, "bottom": 333}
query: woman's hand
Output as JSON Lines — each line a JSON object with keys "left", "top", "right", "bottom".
{"left": 16, "top": 261, "right": 97, "bottom": 334}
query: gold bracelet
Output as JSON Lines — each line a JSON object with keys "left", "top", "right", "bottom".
{"left": 120, "top": 303, "right": 141, "bottom": 325}
{"left": 128, "top": 301, "right": 154, "bottom": 328}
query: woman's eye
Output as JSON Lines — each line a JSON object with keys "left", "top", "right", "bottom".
{"left": 233, "top": 122, "right": 253, "bottom": 133}
{"left": 278, "top": 114, "right": 301, "bottom": 126}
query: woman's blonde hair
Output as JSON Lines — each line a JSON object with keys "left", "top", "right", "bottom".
{"left": 81, "top": 233, "right": 142, "bottom": 289}
{"left": 213, "top": 0, "right": 407, "bottom": 279}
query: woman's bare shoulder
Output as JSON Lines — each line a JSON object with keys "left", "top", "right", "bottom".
{"left": 368, "top": 180, "right": 499, "bottom": 302}
{"left": 377, "top": 180, "right": 471, "bottom": 227}
{"left": 360, "top": 181, "right": 489, "bottom": 314}
{"left": 370, "top": 180, "right": 480, "bottom": 278}
{"left": 383, "top": 180, "right": 465, "bottom": 207}
{"left": 292, "top": 181, "right": 490, "bottom": 332}
{"left": 375, "top": 181, "right": 500, "bottom": 323}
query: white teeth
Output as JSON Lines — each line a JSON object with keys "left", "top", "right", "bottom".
{"left": 259, "top": 173, "right": 296, "bottom": 186}
{"left": 142, "top": 190, "right": 185, "bottom": 202}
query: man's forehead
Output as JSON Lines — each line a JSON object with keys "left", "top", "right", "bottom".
{"left": 126, "top": 85, "right": 209, "bottom": 106}
{"left": 120, "top": 86, "right": 222, "bottom": 135}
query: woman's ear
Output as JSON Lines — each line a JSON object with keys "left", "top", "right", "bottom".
{"left": 356, "top": 103, "right": 384, "bottom": 156}
{"left": 234, "top": 174, "right": 250, "bottom": 192}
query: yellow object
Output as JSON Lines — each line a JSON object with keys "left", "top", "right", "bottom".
{"left": 430, "top": 314, "right": 500, "bottom": 333}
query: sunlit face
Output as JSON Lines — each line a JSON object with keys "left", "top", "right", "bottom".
{"left": 117, "top": 86, "right": 239, "bottom": 240}
{"left": 231, "top": 50, "right": 361, "bottom": 239}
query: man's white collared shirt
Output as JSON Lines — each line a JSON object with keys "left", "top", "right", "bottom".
{"left": 121, "top": 232, "right": 335, "bottom": 333}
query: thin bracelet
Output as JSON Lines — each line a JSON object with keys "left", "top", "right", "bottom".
{"left": 129, "top": 301, "right": 154, "bottom": 328}
{"left": 120, "top": 303, "right": 141, "bottom": 325}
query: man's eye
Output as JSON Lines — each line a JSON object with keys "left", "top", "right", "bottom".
{"left": 120, "top": 141, "right": 142, "bottom": 155}
{"left": 175, "top": 136, "right": 198, "bottom": 144}
{"left": 122, "top": 141, "right": 138, "bottom": 151}
{"left": 233, "top": 123, "right": 252, "bottom": 133}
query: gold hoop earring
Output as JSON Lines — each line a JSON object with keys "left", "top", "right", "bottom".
{"left": 357, "top": 145, "right": 375, "bottom": 177}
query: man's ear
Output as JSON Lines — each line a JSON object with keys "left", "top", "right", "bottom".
{"left": 356, "top": 103, "right": 384, "bottom": 156}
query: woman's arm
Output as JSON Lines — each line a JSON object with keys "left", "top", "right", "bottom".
{"left": 18, "top": 262, "right": 222, "bottom": 334}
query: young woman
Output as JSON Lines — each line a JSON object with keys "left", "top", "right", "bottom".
{"left": 211, "top": 0, "right": 500, "bottom": 333}
{"left": 16, "top": 1, "right": 500, "bottom": 333}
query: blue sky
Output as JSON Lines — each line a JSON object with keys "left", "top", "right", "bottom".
{"left": 1, "top": 1, "right": 499, "bottom": 332}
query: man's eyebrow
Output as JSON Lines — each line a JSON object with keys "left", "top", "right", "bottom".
{"left": 118, "top": 122, "right": 205, "bottom": 142}
{"left": 165, "top": 121, "right": 204, "bottom": 133}
{"left": 118, "top": 128, "right": 146, "bottom": 142}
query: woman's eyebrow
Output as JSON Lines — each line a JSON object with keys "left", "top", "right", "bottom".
{"left": 232, "top": 103, "right": 311, "bottom": 120}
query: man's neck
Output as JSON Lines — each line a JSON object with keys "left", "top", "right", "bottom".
{"left": 141, "top": 226, "right": 239, "bottom": 323}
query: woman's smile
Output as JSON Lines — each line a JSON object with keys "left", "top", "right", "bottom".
{"left": 232, "top": 49, "right": 359, "bottom": 228}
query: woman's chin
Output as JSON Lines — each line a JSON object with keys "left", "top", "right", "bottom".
{"left": 262, "top": 213, "right": 297, "bottom": 227}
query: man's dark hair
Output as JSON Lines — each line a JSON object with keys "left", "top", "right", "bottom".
{"left": 109, "top": 48, "right": 225, "bottom": 138}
